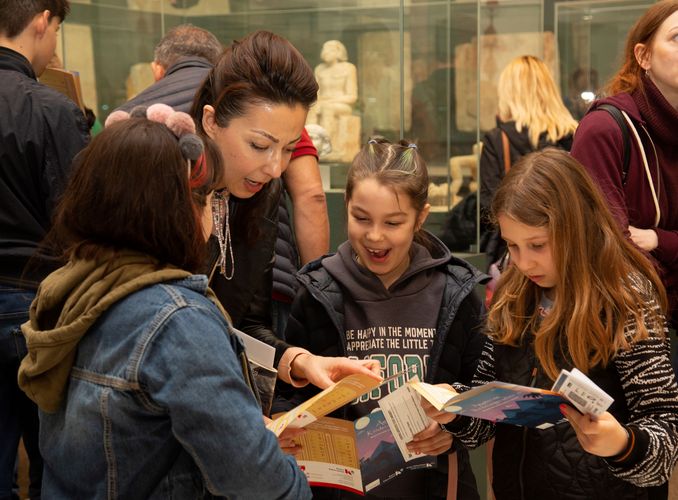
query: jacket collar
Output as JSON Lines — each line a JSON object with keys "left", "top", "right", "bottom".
{"left": 0, "top": 46, "right": 36, "bottom": 79}
{"left": 633, "top": 74, "right": 678, "bottom": 147}
{"left": 164, "top": 56, "right": 213, "bottom": 78}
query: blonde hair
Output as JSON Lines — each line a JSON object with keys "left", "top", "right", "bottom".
{"left": 497, "top": 56, "right": 578, "bottom": 148}
{"left": 488, "top": 149, "right": 667, "bottom": 381}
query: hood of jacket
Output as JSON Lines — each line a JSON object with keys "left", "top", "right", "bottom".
{"left": 299, "top": 232, "right": 488, "bottom": 307}
{"left": 18, "top": 250, "right": 197, "bottom": 413}
{"left": 322, "top": 232, "right": 452, "bottom": 302}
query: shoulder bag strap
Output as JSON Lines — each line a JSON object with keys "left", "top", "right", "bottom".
{"left": 597, "top": 104, "right": 631, "bottom": 185}
{"left": 501, "top": 130, "right": 511, "bottom": 173}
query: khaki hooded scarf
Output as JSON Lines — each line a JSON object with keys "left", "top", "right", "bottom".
{"left": 17, "top": 249, "right": 227, "bottom": 413}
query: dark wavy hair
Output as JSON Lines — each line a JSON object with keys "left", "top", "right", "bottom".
{"left": 49, "top": 119, "right": 221, "bottom": 272}
{"left": 191, "top": 30, "right": 317, "bottom": 244}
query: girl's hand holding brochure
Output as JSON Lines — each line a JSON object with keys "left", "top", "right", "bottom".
{"left": 559, "top": 406, "right": 630, "bottom": 458}
{"left": 407, "top": 420, "right": 453, "bottom": 456}
{"left": 419, "top": 383, "right": 458, "bottom": 425}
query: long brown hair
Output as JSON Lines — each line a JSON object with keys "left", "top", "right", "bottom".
{"left": 49, "top": 119, "right": 213, "bottom": 272}
{"left": 606, "top": 0, "right": 678, "bottom": 96}
{"left": 191, "top": 30, "right": 318, "bottom": 244}
{"left": 488, "top": 148, "right": 667, "bottom": 380}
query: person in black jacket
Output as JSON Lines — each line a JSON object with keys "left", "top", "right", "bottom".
{"left": 479, "top": 55, "right": 577, "bottom": 267}
{"left": 280, "top": 138, "right": 487, "bottom": 499}
{"left": 427, "top": 150, "right": 678, "bottom": 500}
{"left": 115, "top": 24, "right": 223, "bottom": 114}
{"left": 0, "top": 1, "right": 89, "bottom": 498}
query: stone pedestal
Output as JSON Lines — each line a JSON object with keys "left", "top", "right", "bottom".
{"left": 323, "top": 114, "right": 361, "bottom": 163}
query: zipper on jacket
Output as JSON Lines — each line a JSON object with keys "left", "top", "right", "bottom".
{"left": 518, "top": 366, "right": 538, "bottom": 500}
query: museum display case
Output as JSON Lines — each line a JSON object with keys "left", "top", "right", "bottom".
{"left": 59, "top": 0, "right": 651, "bottom": 254}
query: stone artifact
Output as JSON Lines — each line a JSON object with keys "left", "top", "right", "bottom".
{"left": 307, "top": 40, "right": 360, "bottom": 163}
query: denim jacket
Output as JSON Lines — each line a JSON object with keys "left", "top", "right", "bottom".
{"left": 37, "top": 275, "right": 310, "bottom": 499}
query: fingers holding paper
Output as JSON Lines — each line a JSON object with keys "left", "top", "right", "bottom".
{"left": 559, "top": 405, "right": 630, "bottom": 458}
{"left": 264, "top": 415, "right": 305, "bottom": 455}
{"left": 419, "top": 383, "right": 458, "bottom": 425}
{"left": 298, "top": 354, "right": 383, "bottom": 389}
{"left": 407, "top": 421, "right": 453, "bottom": 456}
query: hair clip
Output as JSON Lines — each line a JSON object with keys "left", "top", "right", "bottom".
{"left": 408, "top": 143, "right": 417, "bottom": 149}
{"left": 368, "top": 139, "right": 378, "bottom": 145}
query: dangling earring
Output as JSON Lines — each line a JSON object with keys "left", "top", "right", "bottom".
{"left": 212, "top": 189, "right": 235, "bottom": 280}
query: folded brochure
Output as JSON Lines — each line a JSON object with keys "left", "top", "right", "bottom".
{"left": 267, "top": 365, "right": 416, "bottom": 437}
{"left": 409, "top": 368, "right": 613, "bottom": 429}
{"left": 293, "top": 410, "right": 435, "bottom": 495}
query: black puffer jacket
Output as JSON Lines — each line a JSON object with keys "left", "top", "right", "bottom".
{"left": 115, "top": 57, "right": 212, "bottom": 114}
{"left": 279, "top": 238, "right": 489, "bottom": 499}
{"left": 449, "top": 288, "right": 678, "bottom": 500}
{"left": 491, "top": 341, "right": 657, "bottom": 500}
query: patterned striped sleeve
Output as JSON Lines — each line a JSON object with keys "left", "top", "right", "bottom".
{"left": 447, "top": 337, "right": 497, "bottom": 448}
{"left": 606, "top": 283, "right": 678, "bottom": 487}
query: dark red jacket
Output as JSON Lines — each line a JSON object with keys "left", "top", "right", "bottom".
{"left": 571, "top": 77, "right": 678, "bottom": 322}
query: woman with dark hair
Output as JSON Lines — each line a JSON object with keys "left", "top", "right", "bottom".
{"left": 571, "top": 0, "right": 678, "bottom": 327}
{"left": 192, "top": 30, "right": 379, "bottom": 391}
{"left": 16, "top": 114, "right": 311, "bottom": 499}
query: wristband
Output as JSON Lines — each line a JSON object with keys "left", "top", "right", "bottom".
{"left": 610, "top": 425, "right": 635, "bottom": 463}
{"left": 438, "top": 422, "right": 454, "bottom": 435}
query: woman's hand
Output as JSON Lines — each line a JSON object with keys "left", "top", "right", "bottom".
{"left": 263, "top": 416, "right": 305, "bottom": 455}
{"left": 560, "top": 405, "right": 629, "bottom": 457}
{"left": 406, "top": 421, "right": 453, "bottom": 456}
{"left": 420, "top": 383, "right": 458, "bottom": 425}
{"left": 628, "top": 225, "right": 658, "bottom": 251}
{"left": 292, "top": 354, "right": 382, "bottom": 389}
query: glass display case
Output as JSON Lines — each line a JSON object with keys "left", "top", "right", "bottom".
{"left": 59, "top": 0, "right": 649, "bottom": 256}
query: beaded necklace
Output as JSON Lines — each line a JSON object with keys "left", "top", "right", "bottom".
{"left": 212, "top": 189, "right": 234, "bottom": 279}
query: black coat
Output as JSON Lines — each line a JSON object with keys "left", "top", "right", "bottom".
{"left": 491, "top": 341, "right": 650, "bottom": 500}
{"left": 115, "top": 57, "right": 213, "bottom": 114}
{"left": 0, "top": 47, "right": 90, "bottom": 286}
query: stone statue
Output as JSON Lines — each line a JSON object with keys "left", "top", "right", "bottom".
{"left": 307, "top": 40, "right": 360, "bottom": 162}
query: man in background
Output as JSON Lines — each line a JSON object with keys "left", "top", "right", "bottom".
{"left": 0, "top": 1, "right": 89, "bottom": 498}
{"left": 116, "top": 24, "right": 222, "bottom": 113}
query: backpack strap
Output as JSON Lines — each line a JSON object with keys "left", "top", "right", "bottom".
{"left": 501, "top": 130, "right": 511, "bottom": 173}
{"left": 597, "top": 104, "right": 631, "bottom": 185}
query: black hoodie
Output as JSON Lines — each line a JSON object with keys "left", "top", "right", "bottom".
{"left": 324, "top": 240, "right": 449, "bottom": 415}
